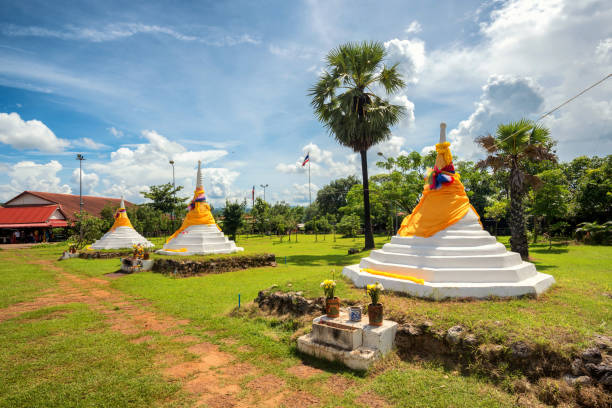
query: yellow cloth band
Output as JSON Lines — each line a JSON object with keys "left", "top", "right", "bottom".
{"left": 361, "top": 268, "right": 425, "bottom": 285}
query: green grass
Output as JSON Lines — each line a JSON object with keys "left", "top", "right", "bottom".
{"left": 0, "top": 303, "right": 183, "bottom": 407}
{"left": 1, "top": 234, "right": 611, "bottom": 407}
{"left": 0, "top": 251, "right": 56, "bottom": 308}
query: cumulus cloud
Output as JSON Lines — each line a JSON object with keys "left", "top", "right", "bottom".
{"left": 448, "top": 75, "right": 544, "bottom": 159}
{"left": 0, "top": 112, "right": 70, "bottom": 152}
{"left": 89, "top": 129, "right": 236, "bottom": 204}
{"left": 283, "top": 182, "right": 319, "bottom": 205}
{"left": 404, "top": 21, "right": 422, "bottom": 34}
{"left": 384, "top": 38, "right": 426, "bottom": 84}
{"left": 71, "top": 168, "right": 99, "bottom": 194}
{"left": 0, "top": 160, "right": 71, "bottom": 200}
{"left": 73, "top": 137, "right": 108, "bottom": 150}
{"left": 275, "top": 143, "right": 358, "bottom": 178}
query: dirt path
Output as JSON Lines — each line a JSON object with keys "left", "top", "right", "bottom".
{"left": 0, "top": 255, "right": 324, "bottom": 407}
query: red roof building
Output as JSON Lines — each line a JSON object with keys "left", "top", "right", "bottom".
{"left": 0, "top": 191, "right": 134, "bottom": 243}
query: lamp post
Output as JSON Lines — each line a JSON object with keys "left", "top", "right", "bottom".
{"left": 169, "top": 160, "right": 175, "bottom": 231}
{"left": 260, "top": 184, "right": 269, "bottom": 202}
{"left": 76, "top": 154, "right": 85, "bottom": 241}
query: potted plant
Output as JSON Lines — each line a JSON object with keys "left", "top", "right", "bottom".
{"left": 321, "top": 279, "right": 339, "bottom": 318}
{"left": 366, "top": 282, "right": 384, "bottom": 326}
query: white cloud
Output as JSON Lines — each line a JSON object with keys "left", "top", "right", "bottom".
{"left": 89, "top": 129, "right": 236, "bottom": 204}
{"left": 417, "top": 0, "right": 612, "bottom": 160}
{"left": 0, "top": 160, "right": 71, "bottom": 200}
{"left": 384, "top": 38, "right": 426, "bottom": 84}
{"left": 0, "top": 112, "right": 70, "bottom": 152}
{"left": 275, "top": 143, "right": 358, "bottom": 178}
{"left": 108, "top": 127, "right": 123, "bottom": 138}
{"left": 404, "top": 20, "right": 422, "bottom": 34}
{"left": 448, "top": 75, "right": 544, "bottom": 159}
{"left": 283, "top": 182, "right": 319, "bottom": 205}
{"left": 390, "top": 94, "right": 416, "bottom": 128}
{"left": 73, "top": 137, "right": 108, "bottom": 150}
{"left": 595, "top": 37, "right": 612, "bottom": 62}
{"left": 1, "top": 23, "right": 260, "bottom": 46}
{"left": 71, "top": 168, "right": 99, "bottom": 194}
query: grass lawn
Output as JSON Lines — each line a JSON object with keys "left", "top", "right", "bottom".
{"left": 0, "top": 234, "right": 610, "bottom": 407}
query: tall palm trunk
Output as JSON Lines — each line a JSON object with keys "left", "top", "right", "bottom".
{"left": 509, "top": 165, "right": 529, "bottom": 260}
{"left": 360, "top": 150, "right": 375, "bottom": 249}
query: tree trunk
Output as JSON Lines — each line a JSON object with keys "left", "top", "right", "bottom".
{"left": 360, "top": 150, "right": 375, "bottom": 249}
{"left": 509, "top": 166, "right": 529, "bottom": 260}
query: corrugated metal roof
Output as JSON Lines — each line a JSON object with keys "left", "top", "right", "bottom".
{"left": 4, "top": 191, "right": 134, "bottom": 220}
{"left": 0, "top": 205, "right": 59, "bottom": 224}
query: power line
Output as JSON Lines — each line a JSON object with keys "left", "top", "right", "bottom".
{"left": 495, "top": 73, "right": 611, "bottom": 146}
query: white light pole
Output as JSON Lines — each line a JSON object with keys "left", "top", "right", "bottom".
{"left": 260, "top": 184, "right": 269, "bottom": 202}
{"left": 76, "top": 154, "right": 85, "bottom": 241}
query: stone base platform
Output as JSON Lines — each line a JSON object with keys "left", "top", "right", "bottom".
{"left": 120, "top": 258, "right": 154, "bottom": 273}
{"left": 297, "top": 311, "right": 397, "bottom": 370}
{"left": 342, "top": 264, "right": 555, "bottom": 300}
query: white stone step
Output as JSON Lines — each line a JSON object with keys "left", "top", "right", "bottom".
{"left": 368, "top": 249, "right": 521, "bottom": 268}
{"left": 380, "top": 242, "right": 507, "bottom": 256}
{"left": 391, "top": 234, "right": 498, "bottom": 247}
{"left": 358, "top": 256, "right": 537, "bottom": 283}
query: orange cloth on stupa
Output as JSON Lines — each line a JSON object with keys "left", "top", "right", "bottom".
{"left": 166, "top": 186, "right": 218, "bottom": 243}
{"left": 397, "top": 142, "right": 481, "bottom": 238}
{"left": 110, "top": 206, "right": 133, "bottom": 231}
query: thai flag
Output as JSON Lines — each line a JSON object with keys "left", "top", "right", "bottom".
{"left": 302, "top": 153, "right": 310, "bottom": 166}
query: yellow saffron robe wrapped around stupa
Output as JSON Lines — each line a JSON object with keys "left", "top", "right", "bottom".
{"left": 341, "top": 122, "right": 555, "bottom": 299}
{"left": 397, "top": 137, "right": 481, "bottom": 238}
{"left": 157, "top": 161, "right": 243, "bottom": 256}
{"left": 90, "top": 197, "right": 153, "bottom": 249}
{"left": 165, "top": 185, "right": 219, "bottom": 243}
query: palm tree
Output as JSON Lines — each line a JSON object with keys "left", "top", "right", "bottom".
{"left": 476, "top": 119, "right": 556, "bottom": 260}
{"left": 309, "top": 41, "right": 406, "bottom": 249}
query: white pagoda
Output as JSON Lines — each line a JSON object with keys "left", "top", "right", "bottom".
{"left": 156, "top": 161, "right": 243, "bottom": 256}
{"left": 90, "top": 197, "right": 154, "bottom": 249}
{"left": 342, "top": 123, "right": 555, "bottom": 299}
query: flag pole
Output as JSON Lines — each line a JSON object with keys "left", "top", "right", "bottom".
{"left": 308, "top": 159, "right": 311, "bottom": 206}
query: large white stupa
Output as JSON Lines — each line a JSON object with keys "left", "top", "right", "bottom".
{"left": 90, "top": 198, "right": 154, "bottom": 249}
{"left": 156, "top": 161, "right": 243, "bottom": 256}
{"left": 342, "top": 123, "right": 555, "bottom": 299}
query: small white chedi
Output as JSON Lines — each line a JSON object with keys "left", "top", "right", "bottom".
{"left": 90, "top": 197, "right": 154, "bottom": 249}
{"left": 342, "top": 123, "right": 555, "bottom": 299}
{"left": 156, "top": 161, "right": 243, "bottom": 256}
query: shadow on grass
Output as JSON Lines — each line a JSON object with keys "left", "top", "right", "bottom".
{"left": 288, "top": 254, "right": 363, "bottom": 267}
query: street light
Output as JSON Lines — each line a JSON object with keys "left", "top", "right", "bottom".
{"left": 260, "top": 184, "right": 269, "bottom": 202}
{"left": 169, "top": 160, "right": 176, "bottom": 231}
{"left": 76, "top": 154, "right": 85, "bottom": 240}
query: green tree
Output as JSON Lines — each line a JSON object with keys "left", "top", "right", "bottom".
{"left": 315, "top": 176, "right": 360, "bottom": 219}
{"left": 574, "top": 156, "right": 612, "bottom": 223}
{"left": 476, "top": 119, "right": 556, "bottom": 259}
{"left": 68, "top": 211, "right": 106, "bottom": 250}
{"left": 310, "top": 41, "right": 406, "bottom": 249}
{"left": 141, "top": 183, "right": 188, "bottom": 215}
{"left": 222, "top": 200, "right": 245, "bottom": 242}
{"left": 484, "top": 199, "right": 509, "bottom": 236}
{"left": 251, "top": 197, "right": 270, "bottom": 234}
{"left": 455, "top": 161, "right": 496, "bottom": 217}
{"left": 341, "top": 183, "right": 387, "bottom": 231}
{"left": 529, "top": 168, "right": 569, "bottom": 242}
{"left": 337, "top": 214, "right": 361, "bottom": 237}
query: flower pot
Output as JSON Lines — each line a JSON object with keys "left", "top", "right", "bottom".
{"left": 325, "top": 297, "right": 340, "bottom": 318}
{"left": 367, "top": 303, "right": 383, "bottom": 326}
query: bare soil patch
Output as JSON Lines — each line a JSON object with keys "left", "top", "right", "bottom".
{"left": 287, "top": 364, "right": 324, "bottom": 379}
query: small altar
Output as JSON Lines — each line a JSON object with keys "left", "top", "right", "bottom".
{"left": 297, "top": 310, "right": 397, "bottom": 370}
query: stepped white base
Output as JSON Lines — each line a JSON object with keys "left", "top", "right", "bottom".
{"left": 343, "top": 209, "right": 555, "bottom": 299}
{"left": 342, "top": 264, "right": 555, "bottom": 299}
{"left": 90, "top": 226, "right": 154, "bottom": 250}
{"left": 156, "top": 224, "right": 243, "bottom": 256}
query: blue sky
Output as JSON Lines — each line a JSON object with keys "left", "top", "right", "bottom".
{"left": 0, "top": 0, "right": 610, "bottom": 205}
